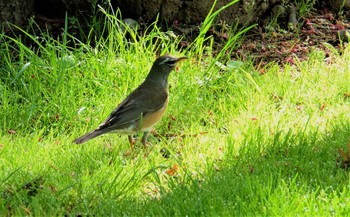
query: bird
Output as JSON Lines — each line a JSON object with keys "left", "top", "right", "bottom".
{"left": 73, "top": 55, "right": 187, "bottom": 148}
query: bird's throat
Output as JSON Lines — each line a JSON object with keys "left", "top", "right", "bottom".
{"left": 145, "top": 74, "right": 169, "bottom": 88}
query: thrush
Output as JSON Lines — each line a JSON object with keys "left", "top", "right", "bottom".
{"left": 73, "top": 55, "right": 187, "bottom": 147}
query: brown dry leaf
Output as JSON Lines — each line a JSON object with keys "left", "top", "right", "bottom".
{"left": 165, "top": 168, "right": 176, "bottom": 176}
{"left": 344, "top": 92, "right": 349, "bottom": 100}
{"left": 7, "top": 129, "right": 16, "bottom": 135}
{"left": 337, "top": 139, "right": 350, "bottom": 169}
{"left": 339, "top": 148, "right": 349, "bottom": 161}
{"left": 172, "top": 164, "right": 179, "bottom": 172}
{"left": 166, "top": 164, "right": 179, "bottom": 176}
{"left": 167, "top": 115, "right": 176, "bottom": 130}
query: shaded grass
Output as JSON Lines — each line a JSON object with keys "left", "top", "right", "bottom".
{"left": 1, "top": 6, "right": 350, "bottom": 216}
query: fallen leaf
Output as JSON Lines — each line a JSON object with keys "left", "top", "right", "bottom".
{"left": 344, "top": 92, "right": 349, "bottom": 100}
{"left": 8, "top": 129, "right": 16, "bottom": 135}
{"left": 166, "top": 164, "right": 179, "bottom": 176}
{"left": 339, "top": 148, "right": 348, "bottom": 161}
{"left": 172, "top": 164, "right": 179, "bottom": 172}
{"left": 337, "top": 139, "right": 350, "bottom": 169}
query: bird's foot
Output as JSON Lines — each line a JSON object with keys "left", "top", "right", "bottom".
{"left": 123, "top": 135, "right": 136, "bottom": 158}
{"left": 128, "top": 135, "right": 136, "bottom": 149}
{"left": 142, "top": 142, "right": 149, "bottom": 150}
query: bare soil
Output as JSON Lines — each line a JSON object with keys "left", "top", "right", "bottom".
{"left": 170, "top": 8, "right": 350, "bottom": 67}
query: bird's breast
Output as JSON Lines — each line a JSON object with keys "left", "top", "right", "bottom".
{"left": 140, "top": 96, "right": 169, "bottom": 132}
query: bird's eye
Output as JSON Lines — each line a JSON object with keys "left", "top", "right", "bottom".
{"left": 159, "top": 58, "right": 176, "bottom": 66}
{"left": 166, "top": 60, "right": 177, "bottom": 66}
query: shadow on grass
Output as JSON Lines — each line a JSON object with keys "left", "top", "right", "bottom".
{"left": 133, "top": 121, "right": 350, "bottom": 216}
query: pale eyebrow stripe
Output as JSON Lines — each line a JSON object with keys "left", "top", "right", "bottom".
{"left": 159, "top": 58, "right": 169, "bottom": 65}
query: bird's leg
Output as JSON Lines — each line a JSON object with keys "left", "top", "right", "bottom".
{"left": 142, "top": 132, "right": 149, "bottom": 149}
{"left": 128, "top": 135, "right": 135, "bottom": 149}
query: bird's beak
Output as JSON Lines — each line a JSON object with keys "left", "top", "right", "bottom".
{"left": 175, "top": 56, "right": 188, "bottom": 63}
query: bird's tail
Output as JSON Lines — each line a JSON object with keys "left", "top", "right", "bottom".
{"left": 73, "top": 130, "right": 104, "bottom": 144}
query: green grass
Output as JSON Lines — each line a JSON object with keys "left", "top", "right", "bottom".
{"left": 1, "top": 8, "right": 350, "bottom": 216}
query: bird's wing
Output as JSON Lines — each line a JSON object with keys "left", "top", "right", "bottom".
{"left": 96, "top": 85, "right": 168, "bottom": 132}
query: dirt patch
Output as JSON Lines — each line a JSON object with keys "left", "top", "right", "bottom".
{"left": 171, "top": 8, "right": 350, "bottom": 66}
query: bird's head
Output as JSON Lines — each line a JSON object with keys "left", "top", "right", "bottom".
{"left": 154, "top": 55, "right": 187, "bottom": 73}
{"left": 146, "top": 55, "right": 187, "bottom": 86}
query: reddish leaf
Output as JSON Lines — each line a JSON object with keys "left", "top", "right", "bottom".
{"left": 339, "top": 149, "right": 349, "bottom": 161}
{"left": 166, "top": 164, "right": 179, "bottom": 176}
